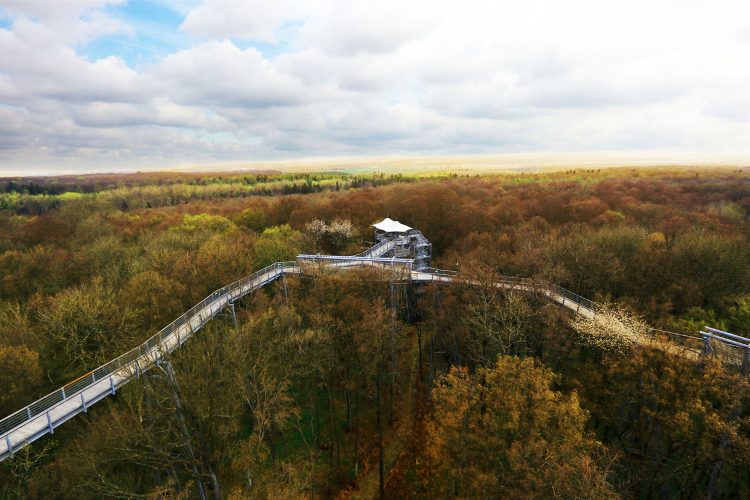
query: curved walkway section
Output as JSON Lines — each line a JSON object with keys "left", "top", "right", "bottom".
{"left": 0, "top": 261, "right": 298, "bottom": 460}
{"left": 0, "top": 233, "right": 699, "bottom": 461}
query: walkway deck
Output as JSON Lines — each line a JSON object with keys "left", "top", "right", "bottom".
{"left": 0, "top": 231, "right": 687, "bottom": 460}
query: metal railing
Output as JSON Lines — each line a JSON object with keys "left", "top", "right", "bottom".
{"left": 701, "top": 326, "right": 750, "bottom": 374}
{"left": 298, "top": 254, "right": 414, "bottom": 264}
{"left": 1, "top": 229, "right": 734, "bottom": 460}
{"left": 356, "top": 236, "right": 407, "bottom": 258}
{"left": 548, "top": 283, "right": 600, "bottom": 314}
{"left": 0, "top": 261, "right": 297, "bottom": 440}
{"left": 0, "top": 233, "right": 428, "bottom": 447}
{"left": 415, "top": 273, "right": 707, "bottom": 349}
{"left": 417, "top": 267, "right": 458, "bottom": 277}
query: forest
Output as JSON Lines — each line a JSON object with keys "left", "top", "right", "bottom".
{"left": 1, "top": 167, "right": 750, "bottom": 499}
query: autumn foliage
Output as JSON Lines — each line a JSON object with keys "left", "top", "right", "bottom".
{"left": 0, "top": 167, "right": 749, "bottom": 498}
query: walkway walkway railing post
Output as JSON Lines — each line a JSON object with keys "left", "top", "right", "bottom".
{"left": 0, "top": 228, "right": 727, "bottom": 462}
{"left": 702, "top": 327, "right": 750, "bottom": 375}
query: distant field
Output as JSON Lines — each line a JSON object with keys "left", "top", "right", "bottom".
{"left": 148, "top": 152, "right": 750, "bottom": 176}
{"left": 3, "top": 151, "right": 749, "bottom": 177}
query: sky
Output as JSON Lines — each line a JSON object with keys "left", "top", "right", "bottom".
{"left": 1, "top": 0, "right": 750, "bottom": 174}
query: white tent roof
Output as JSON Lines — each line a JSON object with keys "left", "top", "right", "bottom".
{"left": 372, "top": 217, "right": 412, "bottom": 233}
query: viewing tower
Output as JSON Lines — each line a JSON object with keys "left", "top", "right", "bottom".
{"left": 372, "top": 218, "right": 432, "bottom": 270}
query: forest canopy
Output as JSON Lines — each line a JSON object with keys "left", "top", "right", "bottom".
{"left": 1, "top": 167, "right": 749, "bottom": 499}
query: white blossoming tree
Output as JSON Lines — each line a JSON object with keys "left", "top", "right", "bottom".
{"left": 569, "top": 305, "right": 649, "bottom": 356}
{"left": 303, "top": 218, "right": 354, "bottom": 254}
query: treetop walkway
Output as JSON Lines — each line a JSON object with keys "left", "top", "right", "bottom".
{"left": 1, "top": 226, "right": 743, "bottom": 461}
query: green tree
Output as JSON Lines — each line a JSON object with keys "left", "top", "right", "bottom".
{"left": 38, "top": 278, "right": 141, "bottom": 380}
{"left": 234, "top": 207, "right": 267, "bottom": 232}
{"left": 119, "top": 271, "right": 187, "bottom": 332}
{"left": 0, "top": 345, "right": 44, "bottom": 417}
{"left": 170, "top": 213, "right": 235, "bottom": 237}
{"left": 253, "top": 225, "right": 301, "bottom": 269}
{"left": 729, "top": 294, "right": 750, "bottom": 335}
{"left": 571, "top": 349, "right": 750, "bottom": 498}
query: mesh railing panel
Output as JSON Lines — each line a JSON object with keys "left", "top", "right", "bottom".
{"left": 0, "top": 409, "right": 32, "bottom": 435}
{"left": 1, "top": 238, "right": 715, "bottom": 450}
{"left": 0, "top": 261, "right": 287, "bottom": 439}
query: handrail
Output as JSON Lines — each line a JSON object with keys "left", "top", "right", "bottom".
{"left": 701, "top": 331, "right": 748, "bottom": 349}
{"left": 1, "top": 243, "right": 419, "bottom": 445}
{"left": 355, "top": 236, "right": 405, "bottom": 258}
{"left": 414, "top": 267, "right": 458, "bottom": 277}
{"left": 0, "top": 261, "right": 295, "bottom": 438}
{"left": 298, "top": 254, "right": 414, "bottom": 264}
{"left": 0, "top": 230, "right": 728, "bottom": 460}
{"left": 704, "top": 326, "right": 750, "bottom": 345}
{"left": 0, "top": 238, "right": 414, "bottom": 445}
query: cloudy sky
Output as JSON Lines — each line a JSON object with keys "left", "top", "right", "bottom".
{"left": 1, "top": 0, "right": 749, "bottom": 174}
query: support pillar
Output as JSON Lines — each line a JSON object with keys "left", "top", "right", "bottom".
{"left": 228, "top": 302, "right": 238, "bottom": 331}
{"left": 701, "top": 334, "right": 714, "bottom": 357}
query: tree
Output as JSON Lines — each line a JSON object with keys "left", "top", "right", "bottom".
{"left": 0, "top": 301, "right": 37, "bottom": 348}
{"left": 571, "top": 349, "right": 750, "bottom": 498}
{"left": 233, "top": 305, "right": 300, "bottom": 453}
{"left": 253, "top": 225, "right": 301, "bottom": 269}
{"left": 729, "top": 294, "right": 750, "bottom": 335}
{"left": 0, "top": 246, "right": 73, "bottom": 300}
{"left": 37, "top": 277, "right": 141, "bottom": 381}
{"left": 422, "top": 357, "right": 617, "bottom": 498}
{"left": 119, "top": 271, "right": 187, "bottom": 332}
{"left": 325, "top": 219, "right": 354, "bottom": 254}
{"left": 303, "top": 218, "right": 354, "bottom": 254}
{"left": 569, "top": 305, "right": 649, "bottom": 357}
{"left": 0, "top": 345, "right": 44, "bottom": 417}
{"left": 462, "top": 280, "right": 535, "bottom": 365}
{"left": 303, "top": 219, "right": 328, "bottom": 253}
{"left": 189, "top": 232, "right": 256, "bottom": 295}
{"left": 234, "top": 207, "right": 267, "bottom": 232}
{"left": 169, "top": 213, "right": 235, "bottom": 238}
{"left": 55, "top": 322, "right": 245, "bottom": 499}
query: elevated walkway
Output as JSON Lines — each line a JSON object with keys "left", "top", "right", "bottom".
{"left": 0, "top": 227, "right": 713, "bottom": 461}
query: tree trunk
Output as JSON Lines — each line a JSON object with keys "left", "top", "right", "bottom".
{"left": 160, "top": 362, "right": 208, "bottom": 500}
{"left": 328, "top": 384, "right": 334, "bottom": 470}
{"left": 313, "top": 388, "right": 320, "bottom": 450}
{"left": 428, "top": 334, "right": 434, "bottom": 400}
{"left": 417, "top": 326, "right": 423, "bottom": 379}
{"left": 346, "top": 389, "right": 352, "bottom": 432}
{"left": 353, "top": 382, "right": 360, "bottom": 479}
{"left": 332, "top": 384, "right": 341, "bottom": 469}
{"left": 377, "top": 361, "right": 384, "bottom": 500}
{"left": 707, "top": 400, "right": 743, "bottom": 499}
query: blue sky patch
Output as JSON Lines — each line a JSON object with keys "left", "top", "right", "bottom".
{"left": 0, "top": 11, "right": 11, "bottom": 30}
{"left": 82, "top": 0, "right": 195, "bottom": 67}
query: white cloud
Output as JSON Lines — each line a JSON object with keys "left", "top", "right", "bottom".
{"left": 1, "top": 0, "right": 750, "bottom": 172}
{"left": 0, "top": 21, "right": 143, "bottom": 104}
{"left": 0, "top": 0, "right": 126, "bottom": 19}
{"left": 180, "top": 0, "right": 305, "bottom": 42}
{"left": 153, "top": 40, "right": 310, "bottom": 107}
